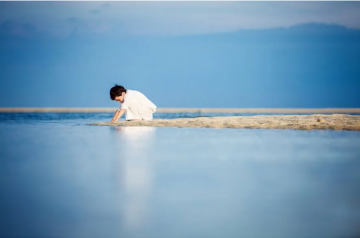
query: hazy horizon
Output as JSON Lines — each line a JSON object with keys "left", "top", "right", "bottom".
{"left": 1, "top": 2, "right": 360, "bottom": 108}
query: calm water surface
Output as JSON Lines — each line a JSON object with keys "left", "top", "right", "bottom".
{"left": 0, "top": 113, "right": 360, "bottom": 238}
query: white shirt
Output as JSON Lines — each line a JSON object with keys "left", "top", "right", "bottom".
{"left": 120, "top": 89, "right": 157, "bottom": 112}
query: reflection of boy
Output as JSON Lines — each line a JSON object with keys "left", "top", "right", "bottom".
{"left": 110, "top": 85, "right": 157, "bottom": 122}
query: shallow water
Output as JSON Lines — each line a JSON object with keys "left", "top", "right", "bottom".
{"left": 0, "top": 113, "right": 360, "bottom": 238}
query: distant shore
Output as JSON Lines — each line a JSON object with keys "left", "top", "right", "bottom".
{"left": 90, "top": 114, "right": 360, "bottom": 131}
{"left": 1, "top": 108, "right": 360, "bottom": 113}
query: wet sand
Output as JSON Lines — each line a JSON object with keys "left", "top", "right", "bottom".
{"left": 89, "top": 114, "right": 360, "bottom": 131}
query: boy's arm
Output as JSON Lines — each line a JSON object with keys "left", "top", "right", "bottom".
{"left": 111, "top": 109, "right": 126, "bottom": 122}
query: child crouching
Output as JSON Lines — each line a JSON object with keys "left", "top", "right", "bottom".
{"left": 110, "top": 85, "right": 157, "bottom": 122}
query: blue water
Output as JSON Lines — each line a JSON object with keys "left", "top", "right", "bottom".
{"left": 0, "top": 113, "right": 360, "bottom": 238}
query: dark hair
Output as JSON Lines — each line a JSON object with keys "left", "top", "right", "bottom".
{"left": 110, "top": 84, "right": 127, "bottom": 100}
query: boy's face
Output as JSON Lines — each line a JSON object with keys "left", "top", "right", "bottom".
{"left": 114, "top": 92, "right": 126, "bottom": 103}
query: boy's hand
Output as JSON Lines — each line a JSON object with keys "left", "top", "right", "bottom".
{"left": 110, "top": 108, "right": 126, "bottom": 122}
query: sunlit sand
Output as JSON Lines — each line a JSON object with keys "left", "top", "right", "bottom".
{"left": 1, "top": 108, "right": 360, "bottom": 113}
{"left": 90, "top": 114, "right": 360, "bottom": 131}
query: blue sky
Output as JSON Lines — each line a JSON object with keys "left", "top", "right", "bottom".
{"left": 2, "top": 2, "right": 360, "bottom": 37}
{"left": 1, "top": 1, "right": 360, "bottom": 108}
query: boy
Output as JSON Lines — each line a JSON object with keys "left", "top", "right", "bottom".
{"left": 109, "top": 85, "right": 157, "bottom": 122}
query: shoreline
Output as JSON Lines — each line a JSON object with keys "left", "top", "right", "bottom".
{"left": 1, "top": 107, "right": 360, "bottom": 113}
{"left": 89, "top": 114, "right": 360, "bottom": 131}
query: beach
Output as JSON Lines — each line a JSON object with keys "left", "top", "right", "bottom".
{"left": 90, "top": 114, "right": 360, "bottom": 131}
{"left": 1, "top": 107, "right": 360, "bottom": 113}
{"left": 2, "top": 2, "right": 360, "bottom": 237}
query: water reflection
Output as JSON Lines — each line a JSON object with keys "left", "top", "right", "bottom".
{"left": 114, "top": 127, "right": 156, "bottom": 233}
{"left": 1, "top": 122, "right": 360, "bottom": 238}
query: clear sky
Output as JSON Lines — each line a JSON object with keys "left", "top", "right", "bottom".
{"left": 1, "top": 1, "right": 360, "bottom": 108}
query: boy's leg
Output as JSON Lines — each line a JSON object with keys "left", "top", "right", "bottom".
{"left": 139, "top": 107, "right": 154, "bottom": 121}
{"left": 126, "top": 105, "right": 154, "bottom": 121}
{"left": 125, "top": 106, "right": 143, "bottom": 121}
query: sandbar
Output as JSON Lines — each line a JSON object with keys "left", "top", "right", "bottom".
{"left": 89, "top": 114, "right": 360, "bottom": 131}
{"left": 1, "top": 108, "right": 360, "bottom": 113}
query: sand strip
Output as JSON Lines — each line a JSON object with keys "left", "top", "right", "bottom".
{"left": 1, "top": 108, "right": 360, "bottom": 113}
{"left": 89, "top": 114, "right": 360, "bottom": 131}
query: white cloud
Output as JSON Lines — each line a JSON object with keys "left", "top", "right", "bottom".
{"left": 1, "top": 1, "right": 360, "bottom": 37}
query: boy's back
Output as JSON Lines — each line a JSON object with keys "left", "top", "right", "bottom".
{"left": 121, "top": 90, "right": 156, "bottom": 112}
